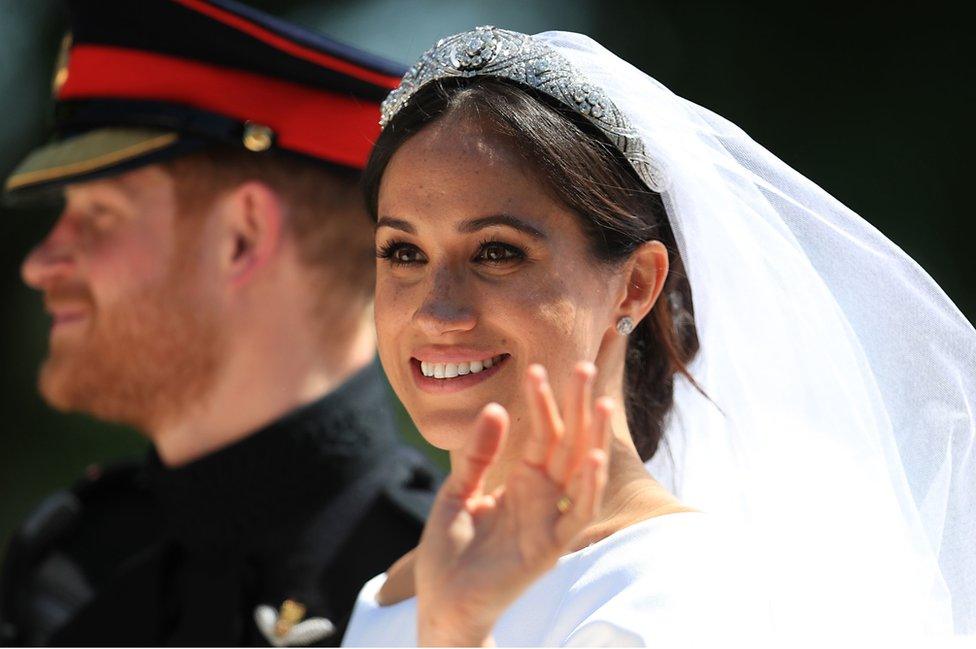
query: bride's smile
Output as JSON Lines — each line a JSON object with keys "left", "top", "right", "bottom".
{"left": 410, "top": 348, "right": 511, "bottom": 393}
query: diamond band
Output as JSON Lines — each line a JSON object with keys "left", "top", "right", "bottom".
{"left": 379, "top": 27, "right": 667, "bottom": 192}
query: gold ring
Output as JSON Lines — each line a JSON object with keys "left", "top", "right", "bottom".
{"left": 556, "top": 495, "right": 573, "bottom": 514}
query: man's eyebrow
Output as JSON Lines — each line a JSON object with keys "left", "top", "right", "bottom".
{"left": 375, "top": 217, "right": 416, "bottom": 234}
{"left": 457, "top": 214, "right": 547, "bottom": 240}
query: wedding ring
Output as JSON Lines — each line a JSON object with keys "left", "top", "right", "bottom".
{"left": 556, "top": 495, "right": 573, "bottom": 514}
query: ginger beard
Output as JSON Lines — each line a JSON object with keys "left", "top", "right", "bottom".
{"left": 38, "top": 229, "right": 223, "bottom": 432}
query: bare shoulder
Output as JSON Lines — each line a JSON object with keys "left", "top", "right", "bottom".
{"left": 376, "top": 548, "right": 417, "bottom": 606}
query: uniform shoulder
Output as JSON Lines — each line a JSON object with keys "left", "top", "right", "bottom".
{"left": 5, "top": 458, "right": 157, "bottom": 562}
{"left": 381, "top": 444, "right": 443, "bottom": 524}
{"left": 1, "top": 457, "right": 163, "bottom": 645}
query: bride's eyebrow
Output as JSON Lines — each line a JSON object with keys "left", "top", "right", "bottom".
{"left": 458, "top": 214, "right": 547, "bottom": 240}
{"left": 375, "top": 217, "right": 415, "bottom": 233}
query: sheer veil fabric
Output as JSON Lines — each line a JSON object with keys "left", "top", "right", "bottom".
{"left": 537, "top": 32, "right": 975, "bottom": 636}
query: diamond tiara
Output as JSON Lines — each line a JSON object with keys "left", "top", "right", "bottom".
{"left": 379, "top": 26, "right": 667, "bottom": 192}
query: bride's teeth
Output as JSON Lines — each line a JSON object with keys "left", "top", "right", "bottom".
{"left": 420, "top": 355, "right": 504, "bottom": 379}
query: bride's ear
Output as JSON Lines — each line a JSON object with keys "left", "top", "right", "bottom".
{"left": 614, "top": 240, "right": 668, "bottom": 326}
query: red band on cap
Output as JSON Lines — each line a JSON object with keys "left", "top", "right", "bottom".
{"left": 60, "top": 44, "right": 383, "bottom": 169}
{"left": 172, "top": 0, "right": 402, "bottom": 90}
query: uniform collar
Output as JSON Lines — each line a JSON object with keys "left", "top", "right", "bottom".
{"left": 146, "top": 360, "right": 399, "bottom": 554}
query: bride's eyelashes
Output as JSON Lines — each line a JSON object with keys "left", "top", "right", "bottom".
{"left": 376, "top": 237, "right": 530, "bottom": 268}
{"left": 376, "top": 239, "right": 426, "bottom": 266}
{"left": 472, "top": 238, "right": 526, "bottom": 265}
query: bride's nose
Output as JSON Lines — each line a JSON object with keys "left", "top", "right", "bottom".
{"left": 414, "top": 263, "right": 477, "bottom": 336}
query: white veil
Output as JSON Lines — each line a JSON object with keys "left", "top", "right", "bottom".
{"left": 533, "top": 32, "right": 975, "bottom": 636}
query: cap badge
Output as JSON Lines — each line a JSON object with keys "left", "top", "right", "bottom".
{"left": 242, "top": 122, "right": 275, "bottom": 152}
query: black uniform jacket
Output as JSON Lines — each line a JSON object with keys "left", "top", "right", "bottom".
{"left": 0, "top": 361, "right": 440, "bottom": 646}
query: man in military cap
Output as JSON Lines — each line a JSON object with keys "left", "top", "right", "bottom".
{"left": 0, "top": 0, "right": 438, "bottom": 645}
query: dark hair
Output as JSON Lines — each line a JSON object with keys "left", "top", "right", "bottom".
{"left": 363, "top": 78, "right": 699, "bottom": 461}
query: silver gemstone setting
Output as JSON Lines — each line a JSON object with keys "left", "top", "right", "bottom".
{"left": 379, "top": 26, "right": 667, "bottom": 192}
{"left": 616, "top": 316, "right": 636, "bottom": 336}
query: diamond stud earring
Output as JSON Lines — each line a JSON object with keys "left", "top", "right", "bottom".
{"left": 616, "top": 316, "right": 635, "bottom": 335}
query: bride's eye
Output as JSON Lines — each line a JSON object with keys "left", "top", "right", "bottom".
{"left": 376, "top": 240, "right": 427, "bottom": 266}
{"left": 474, "top": 240, "right": 525, "bottom": 265}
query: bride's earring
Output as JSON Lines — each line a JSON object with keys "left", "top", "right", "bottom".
{"left": 616, "top": 316, "right": 635, "bottom": 336}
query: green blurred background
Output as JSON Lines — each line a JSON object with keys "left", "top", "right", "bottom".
{"left": 1, "top": 0, "right": 972, "bottom": 548}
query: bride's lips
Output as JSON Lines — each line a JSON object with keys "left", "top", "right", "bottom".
{"left": 410, "top": 352, "right": 511, "bottom": 394}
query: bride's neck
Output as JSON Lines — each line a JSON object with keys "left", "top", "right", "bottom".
{"left": 570, "top": 438, "right": 690, "bottom": 551}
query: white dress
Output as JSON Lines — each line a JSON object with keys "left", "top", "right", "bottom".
{"left": 342, "top": 512, "right": 769, "bottom": 647}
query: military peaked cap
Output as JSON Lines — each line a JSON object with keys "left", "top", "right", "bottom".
{"left": 5, "top": 0, "right": 406, "bottom": 196}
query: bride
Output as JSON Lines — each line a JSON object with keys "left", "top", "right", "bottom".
{"left": 341, "top": 28, "right": 975, "bottom": 645}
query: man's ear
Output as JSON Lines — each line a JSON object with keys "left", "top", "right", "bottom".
{"left": 615, "top": 240, "right": 669, "bottom": 326}
{"left": 216, "top": 180, "right": 285, "bottom": 288}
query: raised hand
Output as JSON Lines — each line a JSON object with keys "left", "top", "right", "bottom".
{"left": 415, "top": 362, "right": 614, "bottom": 647}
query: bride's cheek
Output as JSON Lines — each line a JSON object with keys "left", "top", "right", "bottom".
{"left": 375, "top": 281, "right": 418, "bottom": 374}
{"left": 510, "top": 279, "right": 582, "bottom": 359}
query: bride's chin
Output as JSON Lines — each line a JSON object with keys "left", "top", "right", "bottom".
{"left": 411, "top": 411, "right": 481, "bottom": 452}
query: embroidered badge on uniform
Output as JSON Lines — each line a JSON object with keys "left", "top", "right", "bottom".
{"left": 254, "top": 599, "right": 335, "bottom": 647}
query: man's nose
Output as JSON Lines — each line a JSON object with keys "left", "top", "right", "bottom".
{"left": 414, "top": 264, "right": 478, "bottom": 336}
{"left": 21, "top": 214, "right": 78, "bottom": 290}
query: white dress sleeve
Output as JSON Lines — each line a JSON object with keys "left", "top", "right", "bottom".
{"left": 563, "top": 620, "right": 643, "bottom": 647}
{"left": 343, "top": 513, "right": 771, "bottom": 647}
{"left": 533, "top": 514, "right": 769, "bottom": 647}
{"left": 556, "top": 581, "right": 758, "bottom": 647}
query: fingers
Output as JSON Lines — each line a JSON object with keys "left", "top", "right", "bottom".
{"left": 523, "top": 365, "right": 563, "bottom": 467}
{"left": 547, "top": 362, "right": 595, "bottom": 482}
{"left": 554, "top": 396, "right": 614, "bottom": 545}
{"left": 447, "top": 402, "right": 509, "bottom": 499}
{"left": 555, "top": 448, "right": 609, "bottom": 545}
{"left": 593, "top": 396, "right": 615, "bottom": 456}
